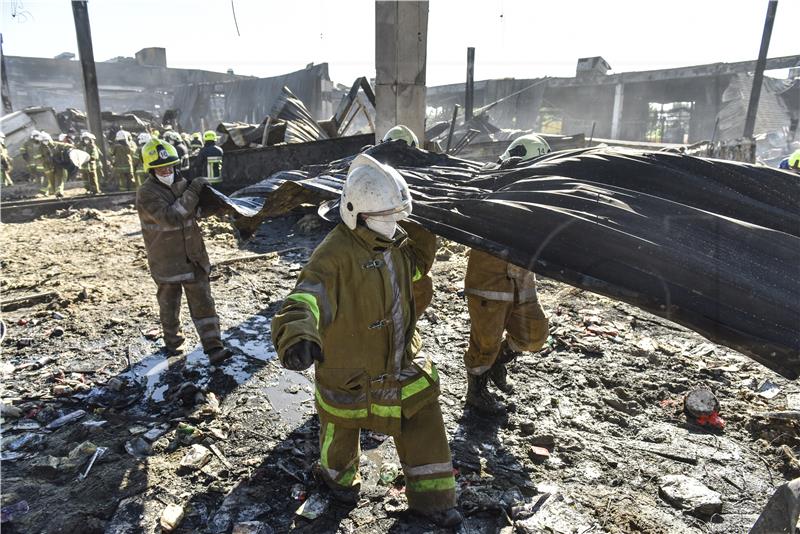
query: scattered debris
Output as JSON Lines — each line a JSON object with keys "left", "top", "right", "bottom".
{"left": 684, "top": 388, "right": 725, "bottom": 429}
{"left": 295, "top": 493, "right": 329, "bottom": 520}
{"left": 658, "top": 474, "right": 723, "bottom": 517}
{"left": 180, "top": 444, "right": 212, "bottom": 470}
{"left": 159, "top": 503, "right": 185, "bottom": 532}
{"left": 44, "top": 409, "right": 87, "bottom": 430}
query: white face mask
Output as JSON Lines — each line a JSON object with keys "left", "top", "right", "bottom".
{"left": 366, "top": 217, "right": 397, "bottom": 240}
{"left": 156, "top": 172, "right": 174, "bottom": 187}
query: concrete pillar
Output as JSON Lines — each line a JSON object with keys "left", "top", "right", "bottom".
{"left": 375, "top": 0, "right": 428, "bottom": 142}
{"left": 610, "top": 82, "right": 624, "bottom": 140}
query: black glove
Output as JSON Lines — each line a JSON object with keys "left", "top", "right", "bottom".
{"left": 188, "top": 176, "right": 209, "bottom": 194}
{"left": 283, "top": 340, "right": 323, "bottom": 371}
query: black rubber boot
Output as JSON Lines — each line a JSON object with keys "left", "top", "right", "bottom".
{"left": 207, "top": 346, "right": 233, "bottom": 365}
{"left": 465, "top": 372, "right": 505, "bottom": 415}
{"left": 417, "top": 507, "right": 463, "bottom": 527}
{"left": 488, "top": 360, "right": 514, "bottom": 393}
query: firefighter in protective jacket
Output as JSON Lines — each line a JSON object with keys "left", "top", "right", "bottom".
{"left": 136, "top": 138, "right": 232, "bottom": 364}
{"left": 270, "top": 154, "right": 462, "bottom": 527}
{"left": 464, "top": 134, "right": 551, "bottom": 415}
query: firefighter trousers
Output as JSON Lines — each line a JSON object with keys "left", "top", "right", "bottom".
{"left": 46, "top": 168, "right": 66, "bottom": 196}
{"left": 155, "top": 270, "right": 223, "bottom": 353}
{"left": 318, "top": 400, "right": 456, "bottom": 513}
{"left": 464, "top": 296, "right": 549, "bottom": 375}
{"left": 113, "top": 169, "right": 135, "bottom": 191}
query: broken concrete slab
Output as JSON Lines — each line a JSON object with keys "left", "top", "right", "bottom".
{"left": 659, "top": 474, "right": 722, "bottom": 517}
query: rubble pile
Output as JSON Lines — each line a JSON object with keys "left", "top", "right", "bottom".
{"left": 1, "top": 209, "right": 797, "bottom": 533}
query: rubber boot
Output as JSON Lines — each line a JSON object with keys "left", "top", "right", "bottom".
{"left": 416, "top": 507, "right": 463, "bottom": 527}
{"left": 207, "top": 346, "right": 233, "bottom": 365}
{"left": 465, "top": 372, "right": 505, "bottom": 415}
{"left": 488, "top": 360, "right": 514, "bottom": 394}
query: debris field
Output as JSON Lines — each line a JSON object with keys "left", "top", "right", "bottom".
{"left": 1, "top": 206, "right": 798, "bottom": 533}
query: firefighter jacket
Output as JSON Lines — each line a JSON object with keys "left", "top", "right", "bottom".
{"left": 20, "top": 139, "right": 44, "bottom": 172}
{"left": 112, "top": 141, "right": 134, "bottom": 172}
{"left": 40, "top": 142, "right": 73, "bottom": 174}
{"left": 136, "top": 176, "right": 210, "bottom": 284}
{"left": 465, "top": 249, "right": 539, "bottom": 303}
{"left": 192, "top": 142, "right": 223, "bottom": 182}
{"left": 82, "top": 143, "right": 102, "bottom": 171}
{"left": 1, "top": 143, "right": 11, "bottom": 173}
{"left": 271, "top": 221, "right": 438, "bottom": 435}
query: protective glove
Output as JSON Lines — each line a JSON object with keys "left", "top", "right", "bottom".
{"left": 283, "top": 340, "right": 323, "bottom": 371}
{"left": 188, "top": 176, "right": 209, "bottom": 194}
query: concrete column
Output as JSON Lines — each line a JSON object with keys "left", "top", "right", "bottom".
{"left": 375, "top": 0, "right": 428, "bottom": 142}
{"left": 610, "top": 82, "right": 624, "bottom": 140}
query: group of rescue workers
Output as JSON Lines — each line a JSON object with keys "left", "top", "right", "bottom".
{"left": 132, "top": 125, "right": 561, "bottom": 527}
{"left": 6, "top": 126, "right": 222, "bottom": 198}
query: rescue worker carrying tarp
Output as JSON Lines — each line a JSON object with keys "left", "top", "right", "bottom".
{"left": 270, "top": 154, "right": 462, "bottom": 527}
{"left": 112, "top": 130, "right": 136, "bottom": 191}
{"left": 381, "top": 125, "right": 433, "bottom": 318}
{"left": 136, "top": 138, "right": 233, "bottom": 365}
{"left": 192, "top": 130, "right": 223, "bottom": 184}
{"left": 79, "top": 132, "right": 103, "bottom": 195}
{"left": 39, "top": 132, "right": 72, "bottom": 198}
{"left": 1, "top": 132, "right": 13, "bottom": 187}
{"left": 464, "top": 134, "right": 551, "bottom": 415}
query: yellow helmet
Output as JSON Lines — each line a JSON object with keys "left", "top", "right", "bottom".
{"left": 789, "top": 149, "right": 800, "bottom": 170}
{"left": 382, "top": 125, "right": 418, "bottom": 147}
{"left": 499, "top": 134, "right": 551, "bottom": 162}
{"left": 142, "top": 139, "right": 180, "bottom": 171}
{"left": 203, "top": 130, "right": 217, "bottom": 142}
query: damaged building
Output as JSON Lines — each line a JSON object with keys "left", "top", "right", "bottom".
{"left": 426, "top": 55, "right": 800, "bottom": 145}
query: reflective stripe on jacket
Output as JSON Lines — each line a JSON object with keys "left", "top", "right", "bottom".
{"left": 112, "top": 142, "right": 134, "bottom": 172}
{"left": 464, "top": 249, "right": 539, "bottom": 303}
{"left": 136, "top": 176, "right": 210, "bottom": 284}
{"left": 271, "top": 221, "right": 438, "bottom": 435}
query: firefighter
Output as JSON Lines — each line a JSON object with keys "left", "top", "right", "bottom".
{"left": 271, "top": 154, "right": 462, "bottom": 527}
{"left": 163, "top": 130, "right": 190, "bottom": 174}
{"left": 20, "top": 130, "right": 47, "bottom": 194}
{"left": 382, "top": 124, "right": 419, "bottom": 147}
{"left": 111, "top": 130, "right": 136, "bottom": 191}
{"left": 79, "top": 132, "right": 103, "bottom": 195}
{"left": 1, "top": 132, "right": 13, "bottom": 187}
{"left": 39, "top": 132, "right": 71, "bottom": 198}
{"left": 191, "top": 130, "right": 223, "bottom": 184}
{"left": 189, "top": 132, "right": 203, "bottom": 156}
{"left": 136, "top": 138, "right": 232, "bottom": 364}
{"left": 464, "top": 134, "right": 551, "bottom": 415}
{"left": 381, "top": 124, "right": 433, "bottom": 318}
{"left": 780, "top": 149, "right": 800, "bottom": 173}
{"left": 134, "top": 132, "right": 152, "bottom": 187}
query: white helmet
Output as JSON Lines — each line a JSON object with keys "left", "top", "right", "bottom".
{"left": 30, "top": 129, "right": 42, "bottom": 140}
{"left": 80, "top": 131, "right": 96, "bottom": 140}
{"left": 382, "top": 125, "right": 419, "bottom": 148}
{"left": 339, "top": 154, "right": 412, "bottom": 238}
{"left": 115, "top": 129, "right": 129, "bottom": 141}
{"left": 499, "top": 134, "right": 551, "bottom": 162}
{"left": 39, "top": 132, "right": 53, "bottom": 143}
{"left": 58, "top": 133, "right": 69, "bottom": 142}
{"left": 137, "top": 132, "right": 152, "bottom": 145}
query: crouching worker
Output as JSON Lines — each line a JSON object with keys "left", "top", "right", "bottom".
{"left": 136, "top": 138, "right": 232, "bottom": 365}
{"left": 271, "top": 154, "right": 462, "bottom": 527}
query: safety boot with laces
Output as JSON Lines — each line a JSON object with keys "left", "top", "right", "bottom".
{"left": 465, "top": 372, "right": 505, "bottom": 415}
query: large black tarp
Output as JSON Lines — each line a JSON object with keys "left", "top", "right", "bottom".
{"left": 200, "top": 144, "right": 800, "bottom": 379}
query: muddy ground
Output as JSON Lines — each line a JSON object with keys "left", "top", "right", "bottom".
{"left": 0, "top": 203, "right": 797, "bottom": 533}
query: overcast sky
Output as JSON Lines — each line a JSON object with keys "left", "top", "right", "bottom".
{"left": 2, "top": 0, "right": 798, "bottom": 86}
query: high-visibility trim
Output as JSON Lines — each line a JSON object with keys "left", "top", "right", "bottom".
{"left": 370, "top": 403, "right": 401, "bottom": 419}
{"left": 401, "top": 363, "right": 438, "bottom": 400}
{"left": 407, "top": 475, "right": 456, "bottom": 492}
{"left": 382, "top": 250, "right": 406, "bottom": 373}
{"left": 295, "top": 280, "right": 331, "bottom": 325}
{"left": 338, "top": 463, "right": 358, "bottom": 487}
{"left": 286, "top": 293, "right": 320, "bottom": 327}
{"left": 465, "top": 288, "right": 515, "bottom": 301}
{"left": 517, "top": 287, "right": 539, "bottom": 303}
{"left": 412, "top": 267, "right": 423, "bottom": 282}
{"left": 158, "top": 272, "right": 195, "bottom": 283}
{"left": 141, "top": 219, "right": 195, "bottom": 232}
{"left": 321, "top": 420, "right": 335, "bottom": 470}
{"left": 316, "top": 389, "right": 368, "bottom": 419}
{"left": 174, "top": 200, "right": 190, "bottom": 217}
{"left": 317, "top": 383, "right": 367, "bottom": 405}
{"left": 402, "top": 461, "right": 453, "bottom": 477}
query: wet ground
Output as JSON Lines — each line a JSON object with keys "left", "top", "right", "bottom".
{"left": 0, "top": 204, "right": 797, "bottom": 533}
